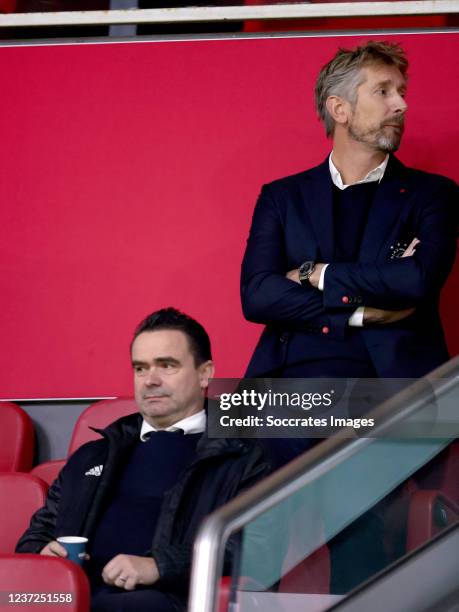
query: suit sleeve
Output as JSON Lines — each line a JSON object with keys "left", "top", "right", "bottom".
{"left": 323, "top": 179, "right": 458, "bottom": 310}
{"left": 241, "top": 185, "right": 351, "bottom": 337}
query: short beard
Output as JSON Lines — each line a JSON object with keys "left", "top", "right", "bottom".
{"left": 348, "top": 115, "right": 404, "bottom": 153}
{"left": 348, "top": 124, "right": 402, "bottom": 153}
{"left": 373, "top": 131, "right": 401, "bottom": 153}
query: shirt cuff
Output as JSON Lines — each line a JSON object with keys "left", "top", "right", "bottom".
{"left": 348, "top": 307, "right": 365, "bottom": 327}
{"left": 318, "top": 264, "right": 329, "bottom": 291}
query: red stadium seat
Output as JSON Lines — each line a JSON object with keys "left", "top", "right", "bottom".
{"left": 0, "top": 1, "right": 16, "bottom": 13}
{"left": 279, "top": 544, "right": 330, "bottom": 594}
{"left": 0, "top": 473, "right": 48, "bottom": 554}
{"left": 0, "top": 554, "right": 90, "bottom": 611}
{"left": 30, "top": 459, "right": 66, "bottom": 488}
{"left": 67, "top": 397, "right": 137, "bottom": 455}
{"left": 30, "top": 398, "right": 137, "bottom": 486}
{"left": 0, "top": 402, "right": 34, "bottom": 472}
{"left": 406, "top": 490, "right": 459, "bottom": 553}
{"left": 412, "top": 440, "right": 459, "bottom": 505}
{"left": 440, "top": 442, "right": 459, "bottom": 504}
{"left": 219, "top": 576, "right": 232, "bottom": 612}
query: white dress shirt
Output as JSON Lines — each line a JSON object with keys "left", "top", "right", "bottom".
{"left": 140, "top": 409, "right": 206, "bottom": 441}
{"left": 318, "top": 154, "right": 389, "bottom": 327}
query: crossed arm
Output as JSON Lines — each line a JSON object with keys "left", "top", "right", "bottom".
{"left": 285, "top": 238, "right": 419, "bottom": 325}
{"left": 241, "top": 180, "right": 457, "bottom": 330}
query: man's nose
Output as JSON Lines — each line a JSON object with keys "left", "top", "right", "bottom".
{"left": 393, "top": 93, "right": 408, "bottom": 114}
{"left": 144, "top": 368, "right": 162, "bottom": 386}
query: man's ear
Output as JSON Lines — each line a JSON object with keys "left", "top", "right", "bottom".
{"left": 326, "top": 95, "right": 351, "bottom": 126}
{"left": 199, "top": 360, "right": 215, "bottom": 390}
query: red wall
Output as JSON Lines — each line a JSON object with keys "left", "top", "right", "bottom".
{"left": 0, "top": 33, "right": 457, "bottom": 398}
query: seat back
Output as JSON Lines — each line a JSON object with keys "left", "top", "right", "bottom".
{"left": 279, "top": 545, "right": 331, "bottom": 594}
{"left": 0, "top": 402, "right": 34, "bottom": 472}
{"left": 68, "top": 397, "right": 137, "bottom": 455}
{"left": 0, "top": 473, "right": 48, "bottom": 554}
{"left": 0, "top": 553, "right": 90, "bottom": 611}
{"left": 30, "top": 398, "right": 137, "bottom": 486}
{"left": 30, "top": 459, "right": 66, "bottom": 488}
{"left": 406, "top": 490, "right": 459, "bottom": 553}
{"left": 413, "top": 440, "right": 459, "bottom": 505}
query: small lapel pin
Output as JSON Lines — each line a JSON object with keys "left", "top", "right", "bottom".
{"left": 390, "top": 241, "right": 408, "bottom": 259}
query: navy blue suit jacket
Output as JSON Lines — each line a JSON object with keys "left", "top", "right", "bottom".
{"left": 241, "top": 156, "right": 458, "bottom": 377}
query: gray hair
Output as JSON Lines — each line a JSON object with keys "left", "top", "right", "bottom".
{"left": 315, "top": 41, "right": 408, "bottom": 137}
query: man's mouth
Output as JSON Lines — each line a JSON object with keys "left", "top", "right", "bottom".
{"left": 143, "top": 394, "right": 168, "bottom": 401}
{"left": 382, "top": 117, "right": 404, "bottom": 130}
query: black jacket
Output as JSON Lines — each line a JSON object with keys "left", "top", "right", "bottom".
{"left": 242, "top": 156, "right": 458, "bottom": 377}
{"left": 17, "top": 413, "right": 270, "bottom": 606}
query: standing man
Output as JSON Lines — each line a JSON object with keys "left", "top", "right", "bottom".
{"left": 17, "top": 308, "right": 269, "bottom": 612}
{"left": 241, "top": 40, "right": 458, "bottom": 593}
{"left": 242, "top": 41, "right": 458, "bottom": 379}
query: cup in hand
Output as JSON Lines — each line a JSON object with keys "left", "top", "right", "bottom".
{"left": 56, "top": 536, "right": 88, "bottom": 566}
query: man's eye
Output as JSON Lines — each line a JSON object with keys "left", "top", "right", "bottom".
{"left": 378, "top": 88, "right": 387, "bottom": 96}
{"left": 160, "top": 362, "right": 179, "bottom": 372}
{"left": 134, "top": 366, "right": 146, "bottom": 375}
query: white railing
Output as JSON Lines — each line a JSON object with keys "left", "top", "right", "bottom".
{"left": 0, "top": 1, "right": 458, "bottom": 27}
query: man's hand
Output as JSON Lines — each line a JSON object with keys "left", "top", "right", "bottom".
{"left": 286, "top": 264, "right": 326, "bottom": 288}
{"left": 363, "top": 307, "right": 415, "bottom": 325}
{"left": 309, "top": 264, "right": 325, "bottom": 288}
{"left": 40, "top": 541, "right": 68, "bottom": 558}
{"left": 286, "top": 269, "right": 300, "bottom": 283}
{"left": 102, "top": 554, "right": 160, "bottom": 591}
{"left": 362, "top": 238, "right": 419, "bottom": 324}
{"left": 40, "top": 541, "right": 90, "bottom": 562}
{"left": 401, "top": 238, "right": 420, "bottom": 258}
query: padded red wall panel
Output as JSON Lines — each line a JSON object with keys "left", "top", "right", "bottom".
{"left": 0, "top": 33, "right": 457, "bottom": 398}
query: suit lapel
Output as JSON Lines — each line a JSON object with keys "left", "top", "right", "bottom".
{"left": 299, "top": 158, "right": 335, "bottom": 262}
{"left": 358, "top": 155, "right": 410, "bottom": 262}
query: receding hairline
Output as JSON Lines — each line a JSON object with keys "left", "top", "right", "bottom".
{"left": 131, "top": 328, "right": 191, "bottom": 350}
{"left": 130, "top": 328, "right": 205, "bottom": 367}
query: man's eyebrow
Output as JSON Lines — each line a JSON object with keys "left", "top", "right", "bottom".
{"left": 155, "top": 356, "right": 181, "bottom": 365}
{"left": 131, "top": 359, "right": 149, "bottom": 367}
{"left": 131, "top": 357, "right": 181, "bottom": 366}
{"left": 373, "top": 79, "right": 392, "bottom": 88}
{"left": 373, "top": 78, "right": 406, "bottom": 90}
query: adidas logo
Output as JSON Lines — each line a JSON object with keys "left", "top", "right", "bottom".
{"left": 85, "top": 465, "right": 104, "bottom": 477}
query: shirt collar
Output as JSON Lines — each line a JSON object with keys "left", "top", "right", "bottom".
{"left": 140, "top": 409, "right": 206, "bottom": 441}
{"left": 329, "top": 153, "right": 389, "bottom": 190}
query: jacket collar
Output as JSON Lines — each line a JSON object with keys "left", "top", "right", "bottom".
{"left": 92, "top": 410, "right": 251, "bottom": 461}
{"left": 91, "top": 412, "right": 142, "bottom": 446}
{"left": 301, "top": 157, "right": 335, "bottom": 262}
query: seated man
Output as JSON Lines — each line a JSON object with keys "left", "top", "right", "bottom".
{"left": 17, "top": 308, "right": 270, "bottom": 612}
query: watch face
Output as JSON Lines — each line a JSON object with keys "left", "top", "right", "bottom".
{"left": 299, "top": 261, "right": 315, "bottom": 281}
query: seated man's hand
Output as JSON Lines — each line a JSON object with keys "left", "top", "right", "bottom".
{"left": 40, "top": 541, "right": 90, "bottom": 562}
{"left": 102, "top": 554, "right": 159, "bottom": 591}
{"left": 363, "top": 307, "right": 415, "bottom": 325}
{"left": 40, "top": 541, "right": 68, "bottom": 558}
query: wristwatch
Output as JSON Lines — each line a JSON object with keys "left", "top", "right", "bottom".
{"left": 298, "top": 261, "right": 316, "bottom": 286}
